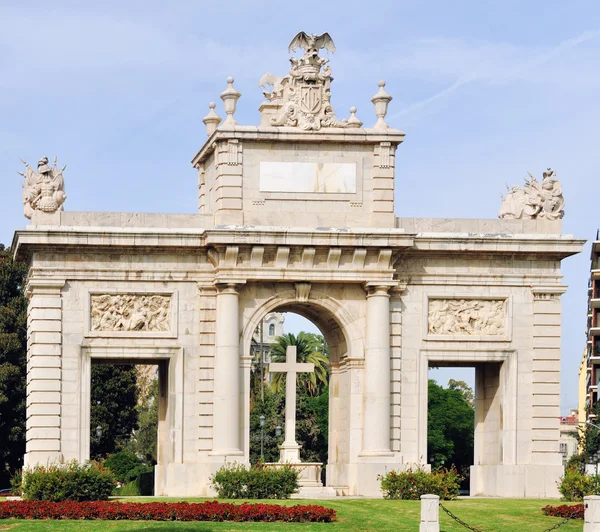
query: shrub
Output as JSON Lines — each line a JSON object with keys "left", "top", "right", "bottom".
{"left": 542, "top": 503, "right": 584, "bottom": 519}
{"left": 21, "top": 461, "right": 115, "bottom": 502}
{"left": 136, "top": 470, "right": 154, "bottom": 496}
{"left": 378, "top": 466, "right": 461, "bottom": 500}
{"left": 558, "top": 467, "right": 599, "bottom": 501}
{"left": 103, "top": 451, "right": 150, "bottom": 484}
{"left": 565, "top": 453, "right": 586, "bottom": 474}
{"left": 211, "top": 462, "right": 299, "bottom": 499}
{"left": 0, "top": 500, "right": 336, "bottom": 522}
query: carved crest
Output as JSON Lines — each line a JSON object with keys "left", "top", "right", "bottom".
{"left": 300, "top": 85, "right": 322, "bottom": 114}
{"left": 19, "top": 156, "right": 67, "bottom": 219}
{"left": 260, "top": 32, "right": 349, "bottom": 131}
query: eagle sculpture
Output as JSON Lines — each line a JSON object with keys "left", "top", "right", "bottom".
{"left": 288, "top": 32, "right": 336, "bottom": 54}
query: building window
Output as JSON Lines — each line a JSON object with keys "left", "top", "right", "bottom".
{"left": 560, "top": 442, "right": 567, "bottom": 454}
{"left": 269, "top": 324, "right": 275, "bottom": 336}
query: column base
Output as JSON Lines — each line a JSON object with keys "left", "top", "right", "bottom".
{"left": 354, "top": 453, "right": 404, "bottom": 496}
{"left": 208, "top": 449, "right": 245, "bottom": 459}
{"left": 279, "top": 442, "right": 301, "bottom": 463}
{"left": 470, "top": 464, "right": 562, "bottom": 497}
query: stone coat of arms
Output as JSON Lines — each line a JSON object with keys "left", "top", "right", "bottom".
{"left": 260, "top": 32, "right": 349, "bottom": 131}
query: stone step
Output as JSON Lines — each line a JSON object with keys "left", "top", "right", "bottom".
{"left": 293, "top": 486, "right": 340, "bottom": 499}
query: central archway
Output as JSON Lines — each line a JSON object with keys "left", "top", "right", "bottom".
{"left": 240, "top": 284, "right": 365, "bottom": 490}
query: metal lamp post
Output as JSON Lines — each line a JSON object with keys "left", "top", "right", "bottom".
{"left": 259, "top": 415, "right": 265, "bottom": 461}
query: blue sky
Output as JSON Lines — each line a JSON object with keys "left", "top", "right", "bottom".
{"left": 2, "top": 1, "right": 599, "bottom": 413}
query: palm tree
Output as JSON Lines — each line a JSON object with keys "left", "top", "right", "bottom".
{"left": 269, "top": 332, "right": 329, "bottom": 396}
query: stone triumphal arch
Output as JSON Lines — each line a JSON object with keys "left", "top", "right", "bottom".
{"left": 14, "top": 32, "right": 584, "bottom": 497}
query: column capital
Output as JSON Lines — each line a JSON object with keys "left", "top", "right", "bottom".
{"left": 531, "top": 285, "right": 567, "bottom": 301}
{"left": 363, "top": 282, "right": 395, "bottom": 297}
{"left": 25, "top": 279, "right": 65, "bottom": 298}
{"left": 214, "top": 280, "right": 245, "bottom": 295}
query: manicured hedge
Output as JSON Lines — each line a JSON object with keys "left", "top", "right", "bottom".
{"left": 211, "top": 462, "right": 299, "bottom": 499}
{"left": 20, "top": 462, "right": 115, "bottom": 502}
{"left": 541, "top": 503, "right": 584, "bottom": 520}
{"left": 0, "top": 500, "right": 336, "bottom": 522}
{"left": 378, "top": 466, "right": 461, "bottom": 500}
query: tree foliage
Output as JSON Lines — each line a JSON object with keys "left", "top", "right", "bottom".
{"left": 448, "top": 379, "right": 474, "bottom": 408}
{"left": 0, "top": 245, "right": 27, "bottom": 485}
{"left": 428, "top": 379, "right": 474, "bottom": 473}
{"left": 269, "top": 333, "right": 329, "bottom": 397}
{"left": 90, "top": 364, "right": 139, "bottom": 458}
{"left": 124, "top": 377, "right": 158, "bottom": 465}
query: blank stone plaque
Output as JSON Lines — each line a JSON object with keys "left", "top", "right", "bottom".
{"left": 259, "top": 162, "right": 356, "bottom": 193}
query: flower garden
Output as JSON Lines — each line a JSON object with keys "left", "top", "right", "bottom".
{"left": 0, "top": 500, "right": 336, "bottom": 522}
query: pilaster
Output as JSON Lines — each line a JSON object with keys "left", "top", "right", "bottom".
{"left": 530, "top": 285, "right": 567, "bottom": 465}
{"left": 197, "top": 284, "right": 217, "bottom": 453}
{"left": 214, "top": 139, "right": 243, "bottom": 225}
{"left": 24, "top": 279, "right": 65, "bottom": 467}
{"left": 372, "top": 142, "right": 396, "bottom": 227}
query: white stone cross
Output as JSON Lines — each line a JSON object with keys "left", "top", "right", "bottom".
{"left": 268, "top": 345, "right": 314, "bottom": 463}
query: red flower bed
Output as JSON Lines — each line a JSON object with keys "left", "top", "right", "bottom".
{"left": 541, "top": 503, "right": 584, "bottom": 519}
{"left": 0, "top": 500, "right": 336, "bottom": 522}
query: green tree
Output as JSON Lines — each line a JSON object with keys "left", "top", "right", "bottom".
{"left": 90, "top": 364, "right": 139, "bottom": 458}
{"left": 428, "top": 379, "right": 474, "bottom": 473}
{"left": 269, "top": 332, "right": 329, "bottom": 396}
{"left": 124, "top": 377, "right": 158, "bottom": 464}
{"left": 448, "top": 379, "right": 474, "bottom": 407}
{"left": 0, "top": 245, "right": 27, "bottom": 485}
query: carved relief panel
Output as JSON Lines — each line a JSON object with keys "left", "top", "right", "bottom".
{"left": 86, "top": 291, "right": 177, "bottom": 338}
{"left": 426, "top": 297, "right": 509, "bottom": 341}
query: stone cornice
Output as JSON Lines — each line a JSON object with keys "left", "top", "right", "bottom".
{"left": 411, "top": 233, "right": 585, "bottom": 259}
{"left": 13, "top": 226, "right": 584, "bottom": 264}
{"left": 191, "top": 125, "right": 406, "bottom": 167}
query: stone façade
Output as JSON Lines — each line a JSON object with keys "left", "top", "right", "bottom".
{"left": 12, "top": 32, "right": 584, "bottom": 498}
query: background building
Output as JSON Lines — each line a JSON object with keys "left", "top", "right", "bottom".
{"left": 583, "top": 232, "right": 600, "bottom": 421}
{"left": 251, "top": 313, "right": 285, "bottom": 371}
{"left": 559, "top": 409, "right": 579, "bottom": 465}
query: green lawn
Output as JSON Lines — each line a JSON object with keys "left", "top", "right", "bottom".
{"left": 0, "top": 498, "right": 583, "bottom": 531}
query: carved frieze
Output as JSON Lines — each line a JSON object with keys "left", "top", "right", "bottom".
{"left": 428, "top": 299, "right": 506, "bottom": 336}
{"left": 91, "top": 294, "right": 171, "bottom": 332}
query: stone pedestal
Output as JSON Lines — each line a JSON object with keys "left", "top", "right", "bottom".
{"left": 584, "top": 495, "right": 600, "bottom": 531}
{"left": 470, "top": 464, "right": 562, "bottom": 497}
{"left": 266, "top": 462, "right": 323, "bottom": 488}
{"left": 420, "top": 494, "right": 440, "bottom": 532}
{"left": 279, "top": 442, "right": 302, "bottom": 463}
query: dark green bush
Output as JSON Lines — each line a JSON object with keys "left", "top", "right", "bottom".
{"left": 103, "top": 451, "right": 149, "bottom": 483}
{"left": 379, "top": 466, "right": 461, "bottom": 500}
{"left": 136, "top": 470, "right": 154, "bottom": 496}
{"left": 22, "top": 461, "right": 115, "bottom": 501}
{"left": 565, "top": 453, "right": 586, "bottom": 474}
{"left": 558, "top": 467, "right": 599, "bottom": 501}
{"left": 211, "top": 462, "right": 299, "bottom": 499}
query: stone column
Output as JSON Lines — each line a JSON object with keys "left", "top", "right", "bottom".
{"left": 362, "top": 284, "right": 393, "bottom": 454}
{"left": 210, "top": 283, "right": 243, "bottom": 457}
{"left": 24, "top": 279, "right": 65, "bottom": 467}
